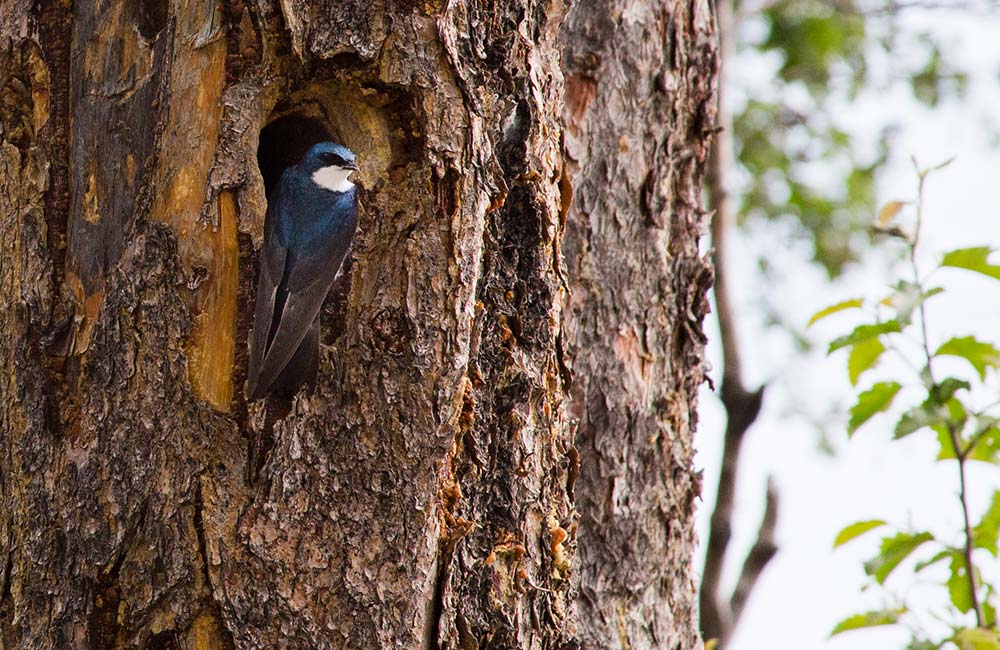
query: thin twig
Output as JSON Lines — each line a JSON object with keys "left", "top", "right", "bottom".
{"left": 908, "top": 163, "right": 985, "bottom": 628}
{"left": 960, "top": 419, "right": 996, "bottom": 461}
{"left": 729, "top": 479, "right": 779, "bottom": 622}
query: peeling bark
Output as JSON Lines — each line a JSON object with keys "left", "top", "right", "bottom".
{"left": 562, "top": 2, "right": 715, "bottom": 647}
{"left": 0, "top": 0, "right": 715, "bottom": 647}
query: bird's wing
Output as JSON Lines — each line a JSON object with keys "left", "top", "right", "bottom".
{"left": 267, "top": 315, "right": 320, "bottom": 396}
{"left": 249, "top": 273, "right": 328, "bottom": 396}
{"left": 246, "top": 191, "right": 290, "bottom": 400}
{"left": 248, "top": 189, "right": 356, "bottom": 400}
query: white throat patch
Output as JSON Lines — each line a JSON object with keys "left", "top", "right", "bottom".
{"left": 312, "top": 165, "right": 356, "bottom": 193}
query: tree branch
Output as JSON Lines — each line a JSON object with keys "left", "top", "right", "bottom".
{"left": 729, "top": 478, "right": 779, "bottom": 625}
{"left": 909, "top": 165, "right": 985, "bottom": 628}
{"left": 699, "top": 1, "right": 780, "bottom": 646}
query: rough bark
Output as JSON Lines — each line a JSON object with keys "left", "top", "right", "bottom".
{"left": 0, "top": 0, "right": 715, "bottom": 648}
{"left": 561, "top": 1, "right": 715, "bottom": 648}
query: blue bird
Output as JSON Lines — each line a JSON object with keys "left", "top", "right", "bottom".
{"left": 246, "top": 141, "right": 359, "bottom": 400}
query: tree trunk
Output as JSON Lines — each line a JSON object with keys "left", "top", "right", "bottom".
{"left": 0, "top": 0, "right": 716, "bottom": 647}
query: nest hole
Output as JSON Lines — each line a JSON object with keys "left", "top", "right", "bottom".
{"left": 130, "top": 0, "right": 168, "bottom": 40}
{"left": 257, "top": 115, "right": 335, "bottom": 199}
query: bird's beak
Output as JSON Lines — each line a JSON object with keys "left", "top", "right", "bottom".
{"left": 344, "top": 162, "right": 359, "bottom": 171}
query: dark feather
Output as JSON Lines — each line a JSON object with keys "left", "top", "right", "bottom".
{"left": 246, "top": 193, "right": 288, "bottom": 399}
{"left": 267, "top": 316, "right": 320, "bottom": 397}
{"left": 246, "top": 160, "right": 357, "bottom": 400}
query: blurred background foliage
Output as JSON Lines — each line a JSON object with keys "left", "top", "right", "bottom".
{"left": 728, "top": 0, "right": 969, "bottom": 280}
{"left": 700, "top": 1, "right": 993, "bottom": 647}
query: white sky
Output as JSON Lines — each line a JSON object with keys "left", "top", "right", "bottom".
{"left": 695, "top": 6, "right": 1000, "bottom": 650}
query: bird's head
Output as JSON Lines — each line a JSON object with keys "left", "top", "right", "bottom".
{"left": 301, "top": 142, "right": 358, "bottom": 193}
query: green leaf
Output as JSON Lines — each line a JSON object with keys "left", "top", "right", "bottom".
{"left": 929, "top": 378, "right": 971, "bottom": 405}
{"left": 896, "top": 389, "right": 966, "bottom": 440}
{"left": 973, "top": 491, "right": 1000, "bottom": 556}
{"left": 941, "top": 247, "right": 1000, "bottom": 281}
{"left": 849, "top": 382, "right": 901, "bottom": 434}
{"left": 864, "top": 531, "right": 934, "bottom": 584}
{"left": 829, "top": 609, "right": 905, "bottom": 637}
{"left": 945, "top": 417, "right": 1000, "bottom": 463}
{"left": 834, "top": 519, "right": 887, "bottom": 548}
{"left": 914, "top": 548, "right": 951, "bottom": 572}
{"left": 945, "top": 396, "right": 970, "bottom": 422}
{"left": 953, "top": 627, "right": 1000, "bottom": 650}
{"left": 896, "top": 407, "right": 942, "bottom": 439}
{"left": 829, "top": 321, "right": 902, "bottom": 354}
{"left": 808, "top": 298, "right": 864, "bottom": 326}
{"left": 935, "top": 424, "right": 967, "bottom": 461}
{"left": 948, "top": 553, "right": 975, "bottom": 613}
{"left": 936, "top": 336, "right": 1000, "bottom": 380}
{"left": 966, "top": 425, "right": 1000, "bottom": 464}
{"left": 848, "top": 337, "right": 885, "bottom": 386}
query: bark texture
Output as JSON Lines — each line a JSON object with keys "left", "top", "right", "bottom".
{"left": 0, "top": 0, "right": 716, "bottom": 647}
{"left": 561, "top": 1, "right": 715, "bottom": 648}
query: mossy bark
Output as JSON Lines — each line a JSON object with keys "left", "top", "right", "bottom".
{"left": 0, "top": 0, "right": 716, "bottom": 647}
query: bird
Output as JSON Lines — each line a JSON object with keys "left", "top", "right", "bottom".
{"left": 246, "top": 141, "right": 359, "bottom": 400}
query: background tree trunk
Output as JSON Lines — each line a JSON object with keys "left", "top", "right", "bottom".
{"left": 0, "top": 0, "right": 715, "bottom": 647}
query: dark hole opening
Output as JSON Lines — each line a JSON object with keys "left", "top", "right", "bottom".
{"left": 144, "top": 631, "right": 178, "bottom": 650}
{"left": 257, "top": 115, "right": 334, "bottom": 199}
{"left": 132, "top": 0, "right": 168, "bottom": 40}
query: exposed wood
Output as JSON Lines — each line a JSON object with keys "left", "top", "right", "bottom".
{"left": 187, "top": 190, "right": 240, "bottom": 411}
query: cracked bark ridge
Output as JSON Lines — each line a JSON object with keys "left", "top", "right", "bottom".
{"left": 0, "top": 0, "right": 715, "bottom": 647}
{"left": 561, "top": 1, "right": 716, "bottom": 648}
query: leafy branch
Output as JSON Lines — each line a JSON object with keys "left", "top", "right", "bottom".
{"left": 813, "top": 160, "right": 1000, "bottom": 648}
